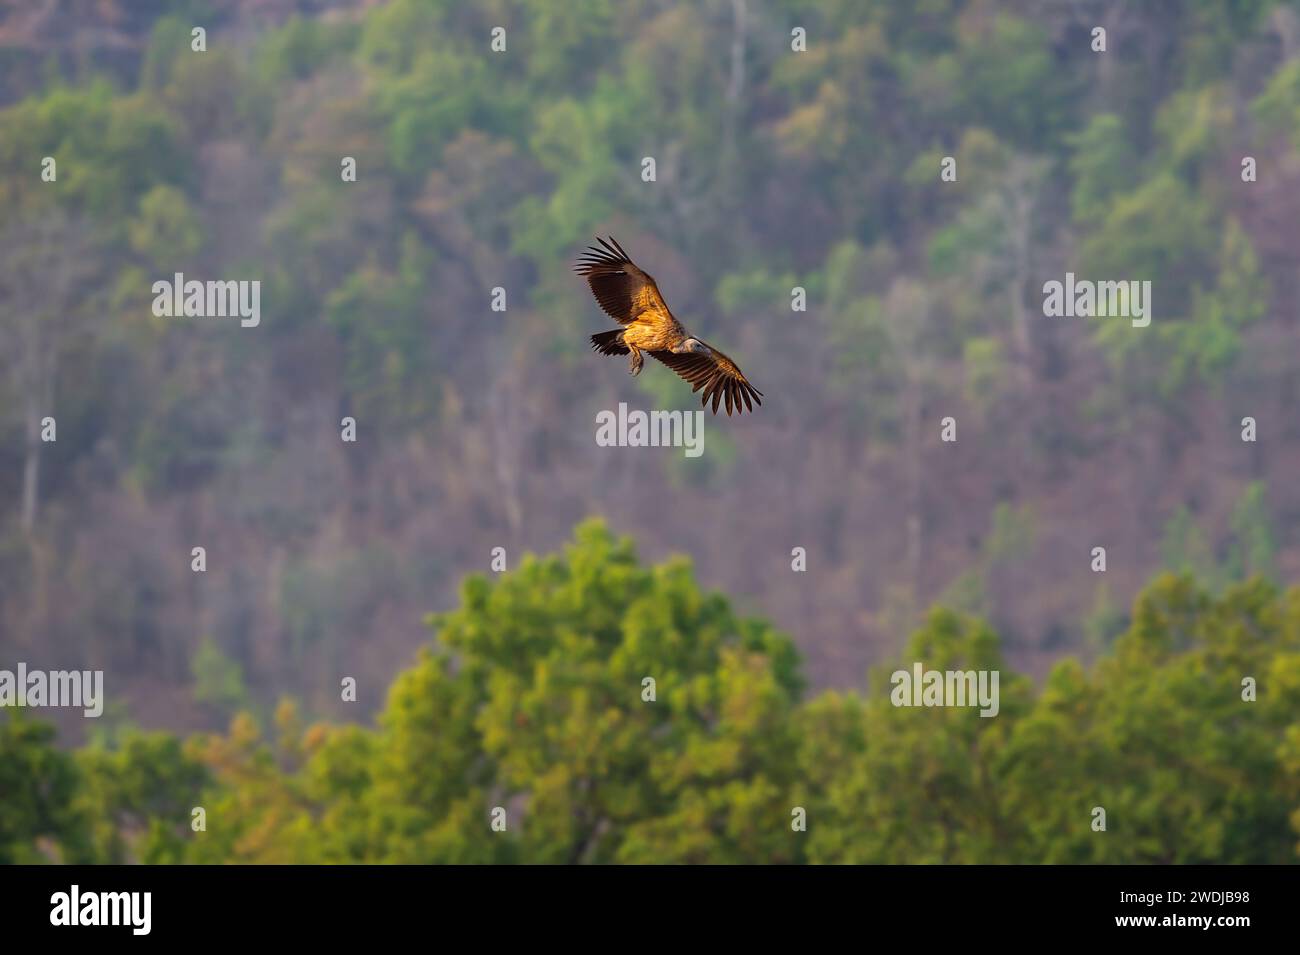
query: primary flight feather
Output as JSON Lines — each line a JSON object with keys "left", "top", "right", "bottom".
{"left": 574, "top": 236, "right": 763, "bottom": 416}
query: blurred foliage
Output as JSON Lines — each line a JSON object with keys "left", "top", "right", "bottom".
{"left": 3, "top": 521, "right": 1299, "bottom": 863}
{"left": 1162, "top": 482, "right": 1277, "bottom": 593}
{"left": 191, "top": 636, "right": 249, "bottom": 717}
{"left": 2, "top": 0, "right": 1294, "bottom": 543}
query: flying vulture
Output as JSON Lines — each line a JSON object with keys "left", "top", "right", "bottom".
{"left": 575, "top": 236, "right": 763, "bottom": 416}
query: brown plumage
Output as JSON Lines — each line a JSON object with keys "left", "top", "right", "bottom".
{"left": 574, "top": 236, "right": 763, "bottom": 416}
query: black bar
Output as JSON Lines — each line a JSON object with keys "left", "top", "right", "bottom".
{"left": 0, "top": 864, "right": 1287, "bottom": 942}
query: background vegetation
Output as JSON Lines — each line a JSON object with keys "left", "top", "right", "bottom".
{"left": 7, "top": 520, "right": 1300, "bottom": 863}
{"left": 2, "top": 0, "right": 1300, "bottom": 861}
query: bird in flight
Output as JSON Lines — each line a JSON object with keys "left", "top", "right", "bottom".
{"left": 575, "top": 236, "right": 763, "bottom": 416}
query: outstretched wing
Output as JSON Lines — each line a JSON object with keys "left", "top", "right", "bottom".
{"left": 651, "top": 342, "right": 763, "bottom": 416}
{"left": 574, "top": 236, "right": 672, "bottom": 326}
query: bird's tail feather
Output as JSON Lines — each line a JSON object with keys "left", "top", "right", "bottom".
{"left": 590, "top": 329, "right": 629, "bottom": 356}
